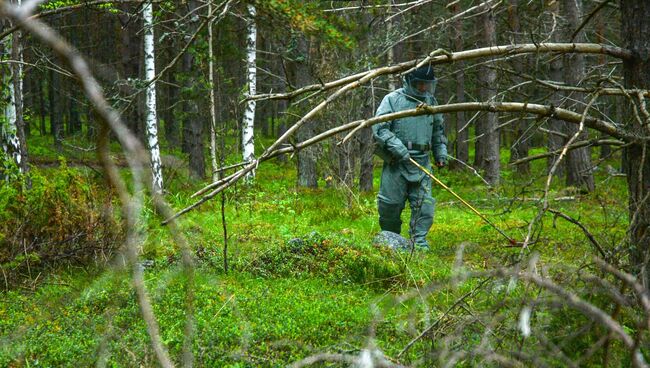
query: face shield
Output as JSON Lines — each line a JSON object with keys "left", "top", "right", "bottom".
{"left": 403, "top": 75, "right": 437, "bottom": 99}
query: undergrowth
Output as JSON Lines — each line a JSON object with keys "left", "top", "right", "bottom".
{"left": 0, "top": 161, "right": 121, "bottom": 285}
{"left": 0, "top": 141, "right": 634, "bottom": 366}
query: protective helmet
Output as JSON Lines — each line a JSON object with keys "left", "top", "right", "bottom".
{"left": 403, "top": 65, "right": 437, "bottom": 98}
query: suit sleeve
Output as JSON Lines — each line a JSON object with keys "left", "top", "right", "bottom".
{"left": 372, "top": 95, "right": 409, "bottom": 161}
{"left": 431, "top": 113, "right": 448, "bottom": 163}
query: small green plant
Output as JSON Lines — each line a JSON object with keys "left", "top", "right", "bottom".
{"left": 0, "top": 163, "right": 121, "bottom": 284}
{"left": 248, "top": 231, "right": 403, "bottom": 287}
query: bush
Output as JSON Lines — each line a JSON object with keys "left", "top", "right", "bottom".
{"left": 248, "top": 231, "right": 403, "bottom": 287}
{"left": 0, "top": 162, "right": 121, "bottom": 283}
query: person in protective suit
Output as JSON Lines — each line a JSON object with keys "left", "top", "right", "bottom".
{"left": 372, "top": 65, "right": 448, "bottom": 250}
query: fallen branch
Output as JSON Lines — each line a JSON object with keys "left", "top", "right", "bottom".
{"left": 510, "top": 139, "right": 626, "bottom": 166}
{"left": 164, "top": 100, "right": 641, "bottom": 223}
{"left": 248, "top": 42, "right": 634, "bottom": 103}
{"left": 548, "top": 209, "right": 607, "bottom": 259}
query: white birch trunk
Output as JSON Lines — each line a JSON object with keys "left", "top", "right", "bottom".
{"left": 241, "top": 4, "right": 257, "bottom": 181}
{"left": 2, "top": 16, "right": 22, "bottom": 173}
{"left": 143, "top": 1, "right": 164, "bottom": 194}
{"left": 208, "top": 0, "right": 218, "bottom": 182}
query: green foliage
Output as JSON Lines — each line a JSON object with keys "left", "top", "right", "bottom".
{"left": 257, "top": 0, "right": 355, "bottom": 49}
{"left": 0, "top": 269, "right": 375, "bottom": 367}
{"left": 248, "top": 231, "right": 403, "bottom": 287}
{"left": 0, "top": 124, "right": 635, "bottom": 366}
{"left": 0, "top": 163, "right": 121, "bottom": 283}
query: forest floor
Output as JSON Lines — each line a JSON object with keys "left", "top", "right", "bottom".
{"left": 0, "top": 134, "right": 630, "bottom": 367}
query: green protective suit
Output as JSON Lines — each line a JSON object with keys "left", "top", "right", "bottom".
{"left": 372, "top": 86, "right": 448, "bottom": 247}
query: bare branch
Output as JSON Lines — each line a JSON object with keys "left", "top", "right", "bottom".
{"left": 249, "top": 43, "right": 635, "bottom": 103}
{"left": 548, "top": 209, "right": 607, "bottom": 259}
{"left": 0, "top": 2, "right": 189, "bottom": 366}
{"left": 510, "top": 139, "right": 626, "bottom": 166}
{"left": 165, "top": 100, "right": 640, "bottom": 223}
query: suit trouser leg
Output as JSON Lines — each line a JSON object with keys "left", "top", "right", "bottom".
{"left": 407, "top": 176, "right": 435, "bottom": 246}
{"left": 377, "top": 163, "right": 407, "bottom": 234}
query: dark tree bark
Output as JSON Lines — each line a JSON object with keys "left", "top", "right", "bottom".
{"left": 596, "top": 13, "right": 612, "bottom": 161}
{"left": 547, "top": 1, "right": 566, "bottom": 177}
{"left": 38, "top": 76, "right": 46, "bottom": 136}
{"left": 275, "top": 54, "right": 288, "bottom": 152}
{"left": 118, "top": 6, "right": 143, "bottom": 140}
{"left": 562, "top": 0, "right": 595, "bottom": 192}
{"left": 506, "top": 0, "right": 530, "bottom": 175}
{"left": 358, "top": 94, "right": 374, "bottom": 192}
{"left": 355, "top": 12, "right": 374, "bottom": 192}
{"left": 294, "top": 36, "right": 317, "bottom": 188}
{"left": 620, "top": 0, "right": 650, "bottom": 287}
{"left": 164, "top": 68, "right": 180, "bottom": 148}
{"left": 183, "top": 0, "right": 205, "bottom": 180}
{"left": 69, "top": 90, "right": 80, "bottom": 134}
{"left": 474, "top": 4, "right": 500, "bottom": 185}
{"left": 449, "top": 1, "right": 468, "bottom": 169}
{"left": 49, "top": 67, "right": 62, "bottom": 151}
{"left": 338, "top": 139, "right": 354, "bottom": 188}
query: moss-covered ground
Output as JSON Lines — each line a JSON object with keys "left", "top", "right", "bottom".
{"left": 0, "top": 133, "right": 631, "bottom": 366}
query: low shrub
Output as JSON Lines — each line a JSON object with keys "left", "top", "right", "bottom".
{"left": 248, "top": 231, "right": 404, "bottom": 287}
{"left": 0, "top": 162, "right": 121, "bottom": 283}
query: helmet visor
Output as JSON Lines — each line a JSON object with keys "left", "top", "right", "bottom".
{"left": 409, "top": 77, "right": 436, "bottom": 95}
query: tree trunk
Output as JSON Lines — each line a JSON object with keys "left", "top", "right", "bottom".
{"left": 69, "top": 90, "right": 80, "bottom": 134}
{"left": 163, "top": 68, "right": 179, "bottom": 147}
{"left": 358, "top": 91, "right": 374, "bottom": 192}
{"left": 208, "top": 0, "right": 218, "bottom": 182}
{"left": 474, "top": 4, "right": 500, "bottom": 185}
{"left": 547, "top": 1, "right": 566, "bottom": 176}
{"left": 386, "top": 0, "right": 397, "bottom": 90}
{"left": 506, "top": 0, "right": 530, "bottom": 175}
{"left": 295, "top": 36, "right": 318, "bottom": 188}
{"left": 241, "top": 4, "right": 257, "bottom": 181}
{"left": 1, "top": 19, "right": 24, "bottom": 174}
{"left": 620, "top": 0, "right": 650, "bottom": 288}
{"left": 275, "top": 53, "right": 288, "bottom": 161}
{"left": 338, "top": 139, "right": 354, "bottom": 188}
{"left": 562, "top": 0, "right": 594, "bottom": 192}
{"left": 38, "top": 76, "right": 46, "bottom": 136}
{"left": 49, "top": 65, "right": 62, "bottom": 151}
{"left": 118, "top": 5, "right": 143, "bottom": 141}
{"left": 143, "top": 1, "right": 164, "bottom": 193}
{"left": 11, "top": 8, "right": 27, "bottom": 175}
{"left": 449, "top": 1, "right": 468, "bottom": 169}
{"left": 184, "top": 0, "right": 205, "bottom": 180}
{"left": 596, "top": 13, "right": 612, "bottom": 161}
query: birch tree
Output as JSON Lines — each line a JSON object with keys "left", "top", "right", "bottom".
{"left": 1, "top": 0, "right": 25, "bottom": 176}
{"left": 143, "top": 0, "right": 163, "bottom": 193}
{"left": 208, "top": 0, "right": 218, "bottom": 182}
{"left": 241, "top": 3, "right": 256, "bottom": 181}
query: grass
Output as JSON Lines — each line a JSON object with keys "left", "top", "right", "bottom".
{"left": 0, "top": 133, "right": 633, "bottom": 366}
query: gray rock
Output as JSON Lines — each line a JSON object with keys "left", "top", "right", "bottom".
{"left": 373, "top": 231, "right": 412, "bottom": 251}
